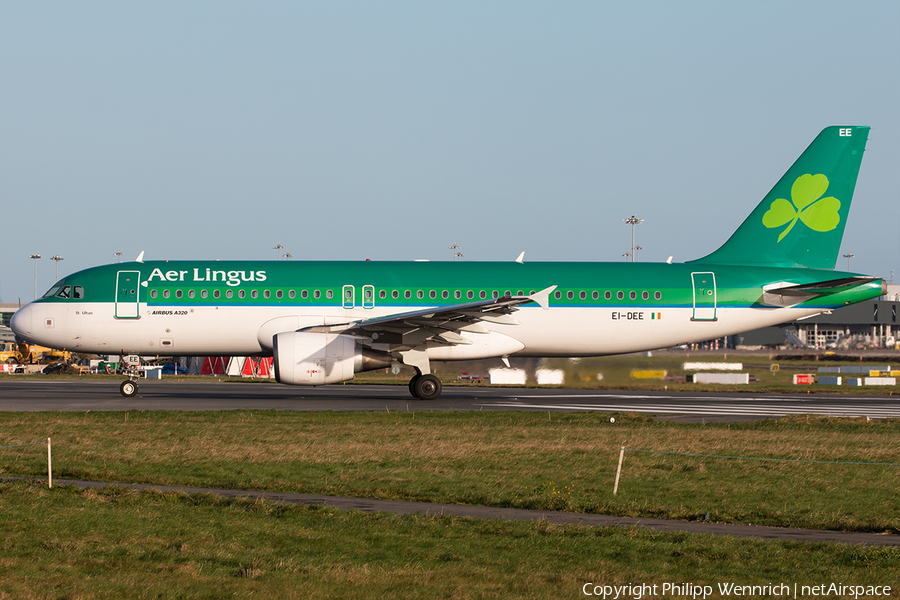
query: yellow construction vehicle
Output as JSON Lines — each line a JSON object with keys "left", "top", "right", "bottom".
{"left": 0, "top": 342, "right": 72, "bottom": 365}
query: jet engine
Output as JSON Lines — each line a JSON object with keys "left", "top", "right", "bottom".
{"left": 273, "top": 331, "right": 390, "bottom": 385}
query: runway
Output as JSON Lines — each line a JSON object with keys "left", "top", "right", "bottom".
{"left": 1, "top": 379, "right": 899, "bottom": 421}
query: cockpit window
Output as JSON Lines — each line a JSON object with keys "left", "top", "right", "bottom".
{"left": 55, "top": 286, "right": 71, "bottom": 299}
{"left": 42, "top": 286, "right": 62, "bottom": 298}
{"left": 73, "top": 286, "right": 84, "bottom": 299}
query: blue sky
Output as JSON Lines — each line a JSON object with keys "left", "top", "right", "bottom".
{"left": 1, "top": 0, "right": 898, "bottom": 302}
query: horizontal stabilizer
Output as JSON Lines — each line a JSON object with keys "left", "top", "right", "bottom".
{"left": 762, "top": 276, "right": 880, "bottom": 307}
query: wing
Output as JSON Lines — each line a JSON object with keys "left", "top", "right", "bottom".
{"left": 300, "top": 286, "right": 556, "bottom": 349}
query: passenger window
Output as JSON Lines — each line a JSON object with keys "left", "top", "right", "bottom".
{"left": 150, "top": 290, "right": 158, "bottom": 299}
{"left": 276, "top": 290, "right": 284, "bottom": 299}
{"left": 567, "top": 291, "right": 574, "bottom": 300}
{"left": 163, "top": 290, "right": 170, "bottom": 299}
{"left": 214, "top": 290, "right": 221, "bottom": 299}
{"left": 480, "top": 291, "right": 487, "bottom": 299}
{"left": 392, "top": 290, "right": 399, "bottom": 299}
{"left": 314, "top": 290, "right": 320, "bottom": 299}
{"left": 289, "top": 290, "right": 296, "bottom": 299}
{"left": 379, "top": 290, "right": 387, "bottom": 299}
{"left": 176, "top": 290, "right": 183, "bottom": 299}
{"left": 629, "top": 291, "right": 637, "bottom": 300}
{"left": 554, "top": 291, "right": 562, "bottom": 299}
{"left": 188, "top": 290, "right": 195, "bottom": 299}
{"left": 417, "top": 290, "right": 424, "bottom": 299}
{"left": 516, "top": 291, "right": 523, "bottom": 297}
{"left": 252, "top": 290, "right": 259, "bottom": 299}
{"left": 326, "top": 290, "right": 333, "bottom": 299}
{"left": 405, "top": 290, "right": 411, "bottom": 299}
{"left": 429, "top": 290, "right": 436, "bottom": 299}
{"left": 467, "top": 291, "right": 474, "bottom": 299}
{"left": 226, "top": 290, "right": 233, "bottom": 299}
{"left": 605, "top": 291, "right": 612, "bottom": 300}
{"left": 455, "top": 291, "right": 462, "bottom": 299}
{"left": 264, "top": 290, "right": 271, "bottom": 299}
{"left": 504, "top": 291, "right": 512, "bottom": 298}
{"left": 201, "top": 290, "right": 208, "bottom": 299}
{"left": 617, "top": 291, "right": 624, "bottom": 300}
{"left": 579, "top": 291, "right": 586, "bottom": 300}
{"left": 642, "top": 291, "right": 649, "bottom": 300}
{"left": 592, "top": 291, "right": 599, "bottom": 300}
{"left": 239, "top": 290, "right": 245, "bottom": 299}
{"left": 442, "top": 290, "right": 449, "bottom": 299}
{"left": 301, "top": 290, "right": 308, "bottom": 299}
{"left": 492, "top": 291, "right": 499, "bottom": 299}
{"left": 655, "top": 291, "right": 662, "bottom": 300}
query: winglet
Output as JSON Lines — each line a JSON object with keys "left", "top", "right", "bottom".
{"left": 515, "top": 252, "right": 525, "bottom": 264}
{"left": 528, "top": 285, "right": 556, "bottom": 310}
{"left": 135, "top": 251, "right": 145, "bottom": 263}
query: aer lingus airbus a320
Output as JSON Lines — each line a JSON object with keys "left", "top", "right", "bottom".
{"left": 11, "top": 126, "right": 885, "bottom": 399}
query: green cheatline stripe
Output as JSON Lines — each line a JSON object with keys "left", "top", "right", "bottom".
{"left": 624, "top": 448, "right": 900, "bottom": 467}
{"left": 0, "top": 441, "right": 48, "bottom": 450}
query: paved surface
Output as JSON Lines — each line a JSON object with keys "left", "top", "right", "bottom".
{"left": 10, "top": 477, "right": 895, "bottom": 547}
{"left": 1, "top": 379, "right": 899, "bottom": 421}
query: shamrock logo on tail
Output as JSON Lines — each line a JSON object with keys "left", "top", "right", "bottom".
{"left": 762, "top": 174, "right": 841, "bottom": 242}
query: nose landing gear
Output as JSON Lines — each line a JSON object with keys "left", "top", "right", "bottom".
{"left": 120, "top": 379, "right": 139, "bottom": 397}
{"left": 118, "top": 355, "right": 142, "bottom": 397}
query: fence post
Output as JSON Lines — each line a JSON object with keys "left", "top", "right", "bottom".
{"left": 47, "top": 437, "right": 52, "bottom": 489}
{"left": 613, "top": 446, "right": 625, "bottom": 495}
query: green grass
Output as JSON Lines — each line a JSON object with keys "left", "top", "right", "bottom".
{"left": 1, "top": 479, "right": 898, "bottom": 599}
{"left": 1, "top": 411, "right": 898, "bottom": 533}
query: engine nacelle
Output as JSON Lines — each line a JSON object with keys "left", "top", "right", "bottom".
{"left": 273, "top": 331, "right": 390, "bottom": 386}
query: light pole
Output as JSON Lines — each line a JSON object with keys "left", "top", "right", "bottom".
{"left": 50, "top": 254, "right": 64, "bottom": 281}
{"left": 634, "top": 246, "right": 643, "bottom": 262}
{"left": 622, "top": 252, "right": 632, "bottom": 261}
{"left": 282, "top": 253, "right": 293, "bottom": 260}
{"left": 114, "top": 251, "right": 123, "bottom": 263}
{"left": 274, "top": 244, "right": 284, "bottom": 259}
{"left": 450, "top": 244, "right": 463, "bottom": 261}
{"left": 30, "top": 253, "right": 42, "bottom": 299}
{"left": 842, "top": 253, "right": 854, "bottom": 271}
{"left": 623, "top": 216, "right": 643, "bottom": 263}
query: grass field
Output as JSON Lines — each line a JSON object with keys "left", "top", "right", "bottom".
{"left": 2, "top": 410, "right": 898, "bottom": 533}
{"left": 2, "top": 408, "right": 900, "bottom": 597}
{"left": 1, "top": 478, "right": 898, "bottom": 599}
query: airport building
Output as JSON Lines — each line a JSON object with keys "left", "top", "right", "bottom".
{"left": 0, "top": 303, "right": 20, "bottom": 343}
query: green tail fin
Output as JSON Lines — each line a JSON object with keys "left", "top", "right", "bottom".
{"left": 690, "top": 126, "right": 869, "bottom": 269}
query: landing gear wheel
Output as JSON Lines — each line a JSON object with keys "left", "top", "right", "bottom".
{"left": 412, "top": 374, "right": 442, "bottom": 400}
{"left": 408, "top": 374, "right": 421, "bottom": 397}
{"left": 120, "top": 380, "right": 138, "bottom": 397}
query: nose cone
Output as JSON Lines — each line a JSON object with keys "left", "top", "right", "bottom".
{"left": 10, "top": 304, "right": 34, "bottom": 342}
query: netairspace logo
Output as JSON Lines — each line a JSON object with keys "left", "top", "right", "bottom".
{"left": 581, "top": 582, "right": 892, "bottom": 599}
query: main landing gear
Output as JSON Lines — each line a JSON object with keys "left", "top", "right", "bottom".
{"left": 408, "top": 373, "right": 442, "bottom": 400}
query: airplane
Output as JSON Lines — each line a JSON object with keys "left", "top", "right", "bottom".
{"left": 11, "top": 126, "right": 885, "bottom": 399}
